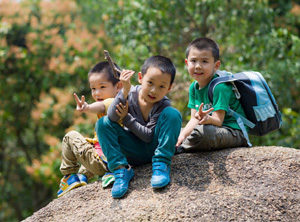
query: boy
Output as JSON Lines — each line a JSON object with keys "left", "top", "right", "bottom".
{"left": 57, "top": 61, "right": 123, "bottom": 197}
{"left": 96, "top": 55, "right": 182, "bottom": 199}
{"left": 176, "top": 37, "right": 248, "bottom": 152}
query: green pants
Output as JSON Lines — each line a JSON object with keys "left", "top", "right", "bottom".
{"left": 96, "top": 107, "right": 182, "bottom": 172}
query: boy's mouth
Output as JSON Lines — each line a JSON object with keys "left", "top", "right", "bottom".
{"left": 97, "top": 99, "right": 104, "bottom": 102}
{"left": 194, "top": 72, "right": 203, "bottom": 75}
{"left": 148, "top": 95, "right": 156, "bottom": 100}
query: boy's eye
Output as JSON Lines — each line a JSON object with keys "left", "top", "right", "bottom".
{"left": 148, "top": 81, "right": 153, "bottom": 85}
{"left": 160, "top": 85, "right": 166, "bottom": 89}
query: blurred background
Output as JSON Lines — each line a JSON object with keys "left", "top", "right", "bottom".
{"left": 0, "top": 0, "right": 300, "bottom": 221}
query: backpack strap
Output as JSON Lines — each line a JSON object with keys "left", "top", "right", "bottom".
{"left": 227, "top": 108, "right": 253, "bottom": 147}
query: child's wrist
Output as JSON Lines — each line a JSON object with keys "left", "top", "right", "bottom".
{"left": 83, "top": 102, "right": 89, "bottom": 112}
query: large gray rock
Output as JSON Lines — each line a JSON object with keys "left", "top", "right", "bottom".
{"left": 23, "top": 146, "right": 300, "bottom": 222}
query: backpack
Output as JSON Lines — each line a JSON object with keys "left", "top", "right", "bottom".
{"left": 208, "top": 70, "right": 282, "bottom": 146}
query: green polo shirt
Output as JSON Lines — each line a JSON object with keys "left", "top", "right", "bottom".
{"left": 188, "top": 75, "right": 247, "bottom": 130}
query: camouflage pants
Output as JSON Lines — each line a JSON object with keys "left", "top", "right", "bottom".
{"left": 60, "top": 130, "right": 107, "bottom": 179}
{"left": 177, "top": 125, "right": 248, "bottom": 153}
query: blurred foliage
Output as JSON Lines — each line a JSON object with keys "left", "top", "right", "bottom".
{"left": 0, "top": 0, "right": 300, "bottom": 221}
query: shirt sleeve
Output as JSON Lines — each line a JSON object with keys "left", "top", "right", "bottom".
{"left": 212, "top": 83, "right": 232, "bottom": 112}
{"left": 108, "top": 85, "right": 171, "bottom": 143}
{"left": 107, "top": 87, "right": 129, "bottom": 122}
{"left": 122, "top": 99, "right": 171, "bottom": 143}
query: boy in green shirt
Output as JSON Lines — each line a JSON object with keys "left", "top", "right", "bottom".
{"left": 176, "top": 37, "right": 248, "bottom": 152}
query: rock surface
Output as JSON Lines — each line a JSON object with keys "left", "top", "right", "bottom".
{"left": 23, "top": 146, "right": 300, "bottom": 222}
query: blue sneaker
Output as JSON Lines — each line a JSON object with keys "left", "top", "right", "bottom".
{"left": 77, "top": 174, "right": 88, "bottom": 186}
{"left": 151, "top": 162, "right": 171, "bottom": 189}
{"left": 57, "top": 174, "right": 82, "bottom": 197}
{"left": 111, "top": 167, "right": 134, "bottom": 199}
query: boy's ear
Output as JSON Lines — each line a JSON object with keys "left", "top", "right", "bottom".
{"left": 214, "top": 60, "right": 221, "bottom": 71}
{"left": 116, "top": 81, "right": 123, "bottom": 92}
{"left": 185, "top": 59, "right": 188, "bottom": 66}
{"left": 138, "top": 72, "right": 143, "bottom": 83}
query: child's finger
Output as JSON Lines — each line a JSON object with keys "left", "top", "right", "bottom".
{"left": 74, "top": 93, "right": 81, "bottom": 104}
{"left": 204, "top": 107, "right": 214, "bottom": 114}
{"left": 198, "top": 103, "right": 204, "bottom": 113}
{"left": 81, "top": 95, "right": 85, "bottom": 104}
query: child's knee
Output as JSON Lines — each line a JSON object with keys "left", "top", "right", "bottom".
{"left": 65, "top": 130, "right": 80, "bottom": 138}
{"left": 162, "top": 107, "right": 182, "bottom": 122}
{"left": 96, "top": 116, "right": 110, "bottom": 129}
{"left": 63, "top": 130, "right": 81, "bottom": 145}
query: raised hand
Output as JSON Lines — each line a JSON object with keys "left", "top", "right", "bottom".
{"left": 120, "top": 69, "right": 135, "bottom": 99}
{"left": 195, "top": 103, "right": 214, "bottom": 125}
{"left": 73, "top": 93, "right": 88, "bottom": 112}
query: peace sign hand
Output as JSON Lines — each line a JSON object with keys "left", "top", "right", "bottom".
{"left": 195, "top": 103, "right": 214, "bottom": 125}
{"left": 74, "top": 93, "right": 89, "bottom": 112}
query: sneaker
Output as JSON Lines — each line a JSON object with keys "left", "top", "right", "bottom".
{"left": 111, "top": 167, "right": 134, "bottom": 199}
{"left": 77, "top": 174, "right": 88, "bottom": 186}
{"left": 57, "top": 174, "right": 82, "bottom": 198}
{"left": 101, "top": 172, "right": 115, "bottom": 188}
{"left": 151, "top": 162, "right": 171, "bottom": 189}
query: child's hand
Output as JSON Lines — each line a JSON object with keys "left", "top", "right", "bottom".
{"left": 195, "top": 103, "right": 214, "bottom": 125}
{"left": 120, "top": 69, "right": 135, "bottom": 86}
{"left": 74, "top": 93, "right": 89, "bottom": 112}
{"left": 176, "top": 135, "right": 185, "bottom": 147}
{"left": 116, "top": 101, "right": 129, "bottom": 120}
{"left": 120, "top": 70, "right": 135, "bottom": 99}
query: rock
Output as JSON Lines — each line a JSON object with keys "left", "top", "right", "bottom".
{"left": 23, "top": 146, "right": 300, "bottom": 222}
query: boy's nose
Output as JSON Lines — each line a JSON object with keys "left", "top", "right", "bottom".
{"left": 150, "top": 87, "right": 156, "bottom": 94}
{"left": 95, "top": 89, "right": 101, "bottom": 95}
{"left": 195, "top": 63, "right": 201, "bottom": 69}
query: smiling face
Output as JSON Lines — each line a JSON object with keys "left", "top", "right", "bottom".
{"left": 185, "top": 47, "right": 220, "bottom": 88}
{"left": 138, "top": 67, "right": 172, "bottom": 104}
{"left": 89, "top": 72, "right": 121, "bottom": 102}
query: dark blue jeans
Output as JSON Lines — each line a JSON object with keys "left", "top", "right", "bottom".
{"left": 96, "top": 107, "right": 182, "bottom": 172}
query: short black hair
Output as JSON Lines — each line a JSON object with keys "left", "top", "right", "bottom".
{"left": 88, "top": 61, "right": 120, "bottom": 85}
{"left": 186, "top": 37, "right": 219, "bottom": 62}
{"left": 141, "top": 55, "right": 176, "bottom": 85}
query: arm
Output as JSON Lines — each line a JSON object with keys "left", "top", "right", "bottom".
{"left": 176, "top": 108, "right": 198, "bottom": 147}
{"left": 195, "top": 103, "right": 224, "bottom": 126}
{"left": 107, "top": 88, "right": 129, "bottom": 122}
{"left": 120, "top": 69, "right": 135, "bottom": 99}
{"left": 176, "top": 104, "right": 221, "bottom": 147}
{"left": 107, "top": 70, "right": 135, "bottom": 122}
{"left": 196, "top": 109, "right": 225, "bottom": 126}
{"left": 73, "top": 93, "right": 105, "bottom": 114}
{"left": 121, "top": 101, "right": 170, "bottom": 143}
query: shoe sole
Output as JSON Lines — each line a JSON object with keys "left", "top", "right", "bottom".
{"left": 57, "top": 181, "right": 82, "bottom": 198}
{"left": 151, "top": 179, "right": 170, "bottom": 189}
{"left": 80, "top": 181, "right": 87, "bottom": 186}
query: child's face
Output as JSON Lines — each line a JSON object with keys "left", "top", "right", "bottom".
{"left": 89, "top": 72, "right": 121, "bottom": 102}
{"left": 185, "top": 47, "right": 220, "bottom": 88}
{"left": 138, "top": 67, "right": 173, "bottom": 104}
